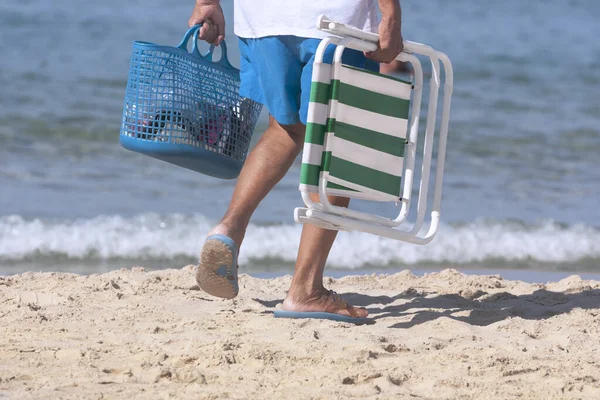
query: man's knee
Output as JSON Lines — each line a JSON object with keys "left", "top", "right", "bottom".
{"left": 269, "top": 116, "right": 305, "bottom": 144}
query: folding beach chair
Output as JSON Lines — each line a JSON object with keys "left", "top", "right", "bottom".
{"left": 294, "top": 16, "right": 454, "bottom": 245}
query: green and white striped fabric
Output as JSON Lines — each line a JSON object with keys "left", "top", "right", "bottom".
{"left": 300, "top": 60, "right": 412, "bottom": 202}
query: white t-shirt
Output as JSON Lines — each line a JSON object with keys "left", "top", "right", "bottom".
{"left": 234, "top": 0, "right": 379, "bottom": 39}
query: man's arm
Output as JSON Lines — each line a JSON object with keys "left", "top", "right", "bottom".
{"left": 188, "top": 0, "right": 225, "bottom": 45}
{"left": 366, "top": 0, "right": 403, "bottom": 63}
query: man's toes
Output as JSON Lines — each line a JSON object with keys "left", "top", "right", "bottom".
{"left": 337, "top": 305, "right": 368, "bottom": 318}
{"left": 351, "top": 306, "right": 369, "bottom": 318}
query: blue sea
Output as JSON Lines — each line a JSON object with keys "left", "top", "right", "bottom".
{"left": 1, "top": 0, "right": 599, "bottom": 277}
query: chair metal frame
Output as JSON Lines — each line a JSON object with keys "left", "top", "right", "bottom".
{"left": 294, "top": 16, "right": 454, "bottom": 245}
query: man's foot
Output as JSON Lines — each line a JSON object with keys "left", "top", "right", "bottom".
{"left": 206, "top": 222, "right": 245, "bottom": 248}
{"left": 196, "top": 222, "right": 245, "bottom": 299}
{"left": 282, "top": 289, "right": 368, "bottom": 319}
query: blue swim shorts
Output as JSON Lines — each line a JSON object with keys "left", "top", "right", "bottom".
{"left": 238, "top": 36, "right": 379, "bottom": 126}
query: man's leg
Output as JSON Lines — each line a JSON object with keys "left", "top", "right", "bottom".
{"left": 199, "top": 113, "right": 367, "bottom": 315}
{"left": 281, "top": 194, "right": 368, "bottom": 318}
{"left": 196, "top": 115, "right": 305, "bottom": 298}
{"left": 207, "top": 116, "right": 305, "bottom": 245}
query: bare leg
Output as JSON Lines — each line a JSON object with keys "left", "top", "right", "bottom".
{"left": 202, "top": 117, "right": 367, "bottom": 316}
{"left": 197, "top": 116, "right": 305, "bottom": 298}
{"left": 206, "top": 116, "right": 305, "bottom": 245}
{"left": 281, "top": 194, "right": 368, "bottom": 318}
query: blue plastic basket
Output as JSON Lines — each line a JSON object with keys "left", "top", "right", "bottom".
{"left": 120, "top": 25, "right": 263, "bottom": 179}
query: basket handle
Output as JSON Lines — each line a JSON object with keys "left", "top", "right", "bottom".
{"left": 176, "top": 24, "right": 235, "bottom": 70}
{"left": 201, "top": 40, "right": 234, "bottom": 70}
{"left": 176, "top": 24, "right": 202, "bottom": 51}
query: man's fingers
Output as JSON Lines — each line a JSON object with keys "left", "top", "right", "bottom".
{"left": 187, "top": 4, "right": 226, "bottom": 45}
{"left": 364, "top": 50, "right": 381, "bottom": 63}
{"left": 365, "top": 49, "right": 396, "bottom": 64}
{"left": 199, "top": 20, "right": 218, "bottom": 44}
{"left": 213, "top": 13, "right": 225, "bottom": 38}
{"left": 365, "top": 41, "right": 404, "bottom": 64}
{"left": 207, "top": 18, "right": 225, "bottom": 46}
{"left": 211, "top": 11, "right": 225, "bottom": 46}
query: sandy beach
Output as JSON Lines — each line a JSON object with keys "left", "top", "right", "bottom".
{"left": 0, "top": 267, "right": 599, "bottom": 399}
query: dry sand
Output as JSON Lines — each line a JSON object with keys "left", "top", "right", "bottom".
{"left": 1, "top": 267, "right": 600, "bottom": 399}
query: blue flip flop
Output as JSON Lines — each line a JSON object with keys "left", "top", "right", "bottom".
{"left": 274, "top": 309, "right": 369, "bottom": 324}
{"left": 196, "top": 234, "right": 239, "bottom": 299}
{"left": 274, "top": 291, "right": 369, "bottom": 324}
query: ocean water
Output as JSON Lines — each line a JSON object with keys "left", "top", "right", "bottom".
{"left": 0, "top": 0, "right": 599, "bottom": 275}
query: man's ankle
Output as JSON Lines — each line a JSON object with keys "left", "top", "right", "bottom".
{"left": 286, "top": 284, "right": 327, "bottom": 302}
{"left": 208, "top": 220, "right": 246, "bottom": 244}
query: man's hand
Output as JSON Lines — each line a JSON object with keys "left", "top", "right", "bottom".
{"left": 366, "top": 3, "right": 403, "bottom": 64}
{"left": 188, "top": 0, "right": 225, "bottom": 45}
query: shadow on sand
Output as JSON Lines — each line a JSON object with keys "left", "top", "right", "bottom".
{"left": 254, "top": 287, "right": 600, "bottom": 328}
